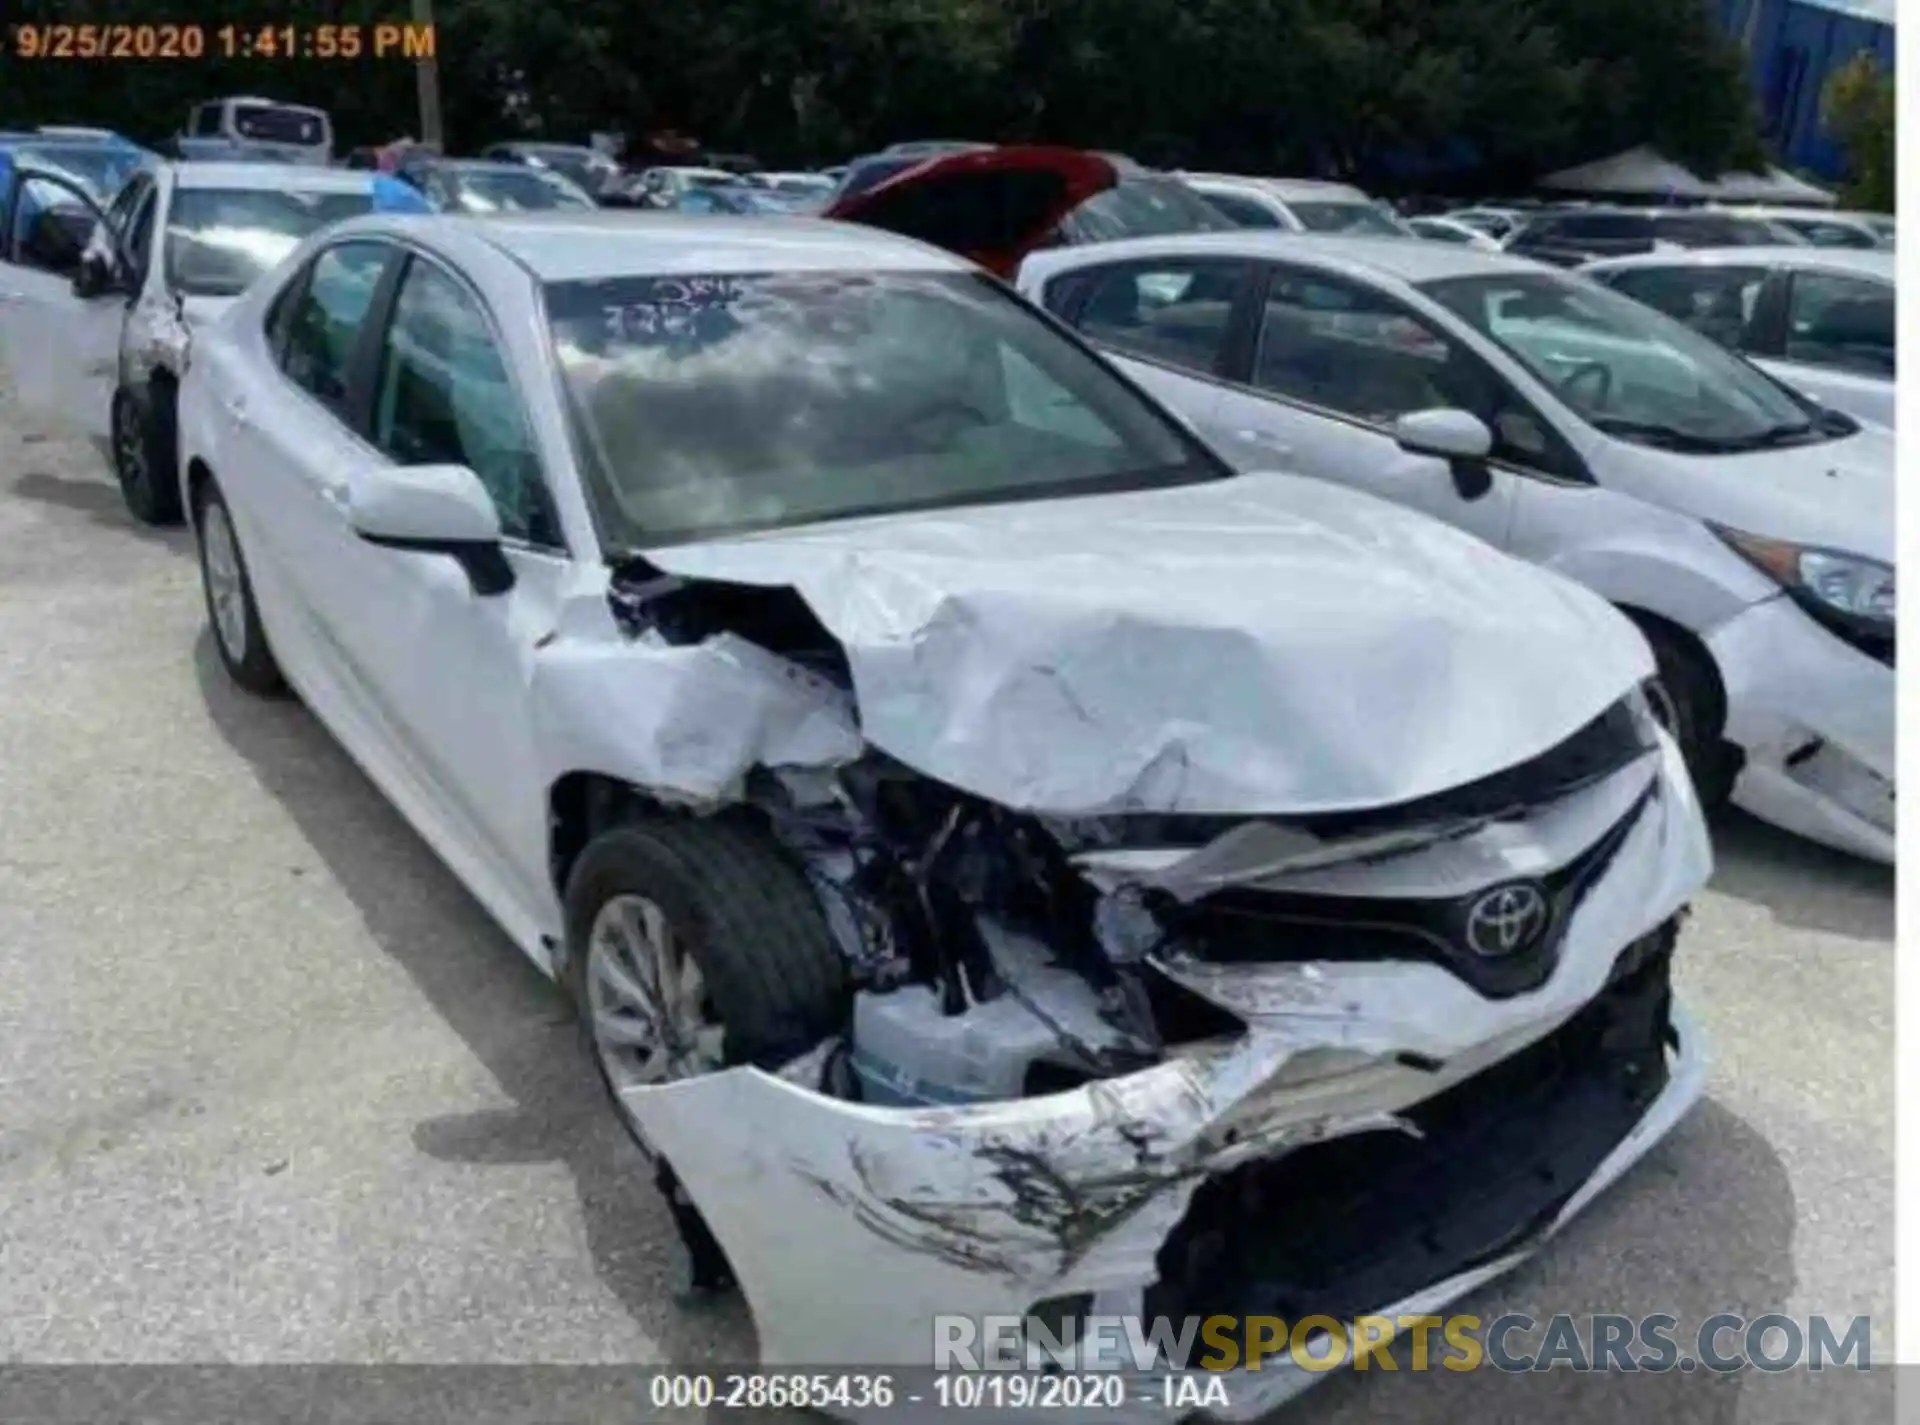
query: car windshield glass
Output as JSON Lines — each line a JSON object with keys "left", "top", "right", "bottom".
{"left": 1067, "top": 176, "right": 1233, "bottom": 242}
{"left": 15, "top": 143, "right": 143, "bottom": 203}
{"left": 164, "top": 187, "right": 372, "bottom": 297}
{"left": 1288, "top": 200, "right": 1410, "bottom": 237}
{"left": 232, "top": 104, "right": 326, "bottom": 147}
{"left": 449, "top": 166, "right": 594, "bottom": 212}
{"left": 1423, "top": 271, "right": 1816, "bottom": 449}
{"left": 547, "top": 269, "right": 1214, "bottom": 546}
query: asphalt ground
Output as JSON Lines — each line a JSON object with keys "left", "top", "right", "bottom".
{"left": 0, "top": 395, "right": 1893, "bottom": 1422}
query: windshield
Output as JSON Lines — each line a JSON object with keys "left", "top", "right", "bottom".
{"left": 1067, "top": 175, "right": 1233, "bottom": 242}
{"left": 448, "top": 166, "right": 594, "bottom": 213}
{"left": 547, "top": 269, "right": 1213, "bottom": 546}
{"left": 525, "top": 146, "right": 607, "bottom": 189}
{"left": 1423, "top": 272, "right": 1818, "bottom": 450}
{"left": 14, "top": 143, "right": 144, "bottom": 203}
{"left": 165, "top": 187, "right": 372, "bottom": 297}
{"left": 1288, "top": 200, "right": 1412, "bottom": 237}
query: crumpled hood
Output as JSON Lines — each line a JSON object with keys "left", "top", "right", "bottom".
{"left": 641, "top": 475, "right": 1653, "bottom": 817}
{"left": 1603, "top": 424, "right": 1893, "bottom": 564}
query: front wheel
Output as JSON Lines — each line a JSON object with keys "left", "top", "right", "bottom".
{"left": 112, "top": 383, "right": 183, "bottom": 526}
{"left": 561, "top": 812, "right": 848, "bottom": 1295}
{"left": 1639, "top": 621, "right": 1735, "bottom": 807}
{"left": 195, "top": 478, "right": 284, "bottom": 696}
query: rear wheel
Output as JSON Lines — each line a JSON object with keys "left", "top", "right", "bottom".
{"left": 112, "top": 383, "right": 183, "bottom": 526}
{"left": 194, "top": 478, "right": 284, "bottom": 695}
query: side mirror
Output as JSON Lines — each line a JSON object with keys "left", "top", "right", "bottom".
{"left": 1393, "top": 407, "right": 1495, "bottom": 501}
{"left": 346, "top": 463, "right": 515, "bottom": 596}
{"left": 71, "top": 247, "right": 126, "bottom": 300}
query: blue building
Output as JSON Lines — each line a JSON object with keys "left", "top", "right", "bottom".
{"left": 1720, "top": 0, "right": 1896, "bottom": 181}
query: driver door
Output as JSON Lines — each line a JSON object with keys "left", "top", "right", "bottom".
{"left": 1208, "top": 263, "right": 1537, "bottom": 548}
{"left": 0, "top": 170, "right": 126, "bottom": 441}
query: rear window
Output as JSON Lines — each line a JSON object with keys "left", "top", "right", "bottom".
{"left": 1064, "top": 176, "right": 1233, "bottom": 242}
{"left": 232, "top": 104, "right": 327, "bottom": 147}
{"left": 166, "top": 186, "right": 371, "bottom": 296}
{"left": 1557, "top": 213, "right": 1655, "bottom": 240}
{"left": 1656, "top": 214, "right": 1785, "bottom": 247}
{"left": 1284, "top": 200, "right": 1410, "bottom": 238}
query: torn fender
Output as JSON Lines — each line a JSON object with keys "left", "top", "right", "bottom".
{"left": 531, "top": 620, "right": 861, "bottom": 808}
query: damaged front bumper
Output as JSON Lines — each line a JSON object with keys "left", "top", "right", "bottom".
{"left": 1707, "top": 596, "right": 1893, "bottom": 864}
{"left": 622, "top": 737, "right": 1711, "bottom": 1417}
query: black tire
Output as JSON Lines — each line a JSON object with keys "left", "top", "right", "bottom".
{"left": 193, "top": 477, "right": 285, "bottom": 696}
{"left": 111, "top": 382, "right": 183, "bottom": 526}
{"left": 1637, "top": 618, "right": 1735, "bottom": 807}
{"left": 562, "top": 812, "right": 847, "bottom": 1081}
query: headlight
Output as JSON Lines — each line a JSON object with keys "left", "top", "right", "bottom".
{"left": 1714, "top": 527, "right": 1894, "bottom": 644}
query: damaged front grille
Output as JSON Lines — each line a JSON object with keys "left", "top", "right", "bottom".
{"left": 1142, "top": 917, "right": 1679, "bottom": 1336}
{"left": 1158, "top": 782, "right": 1652, "bottom": 998}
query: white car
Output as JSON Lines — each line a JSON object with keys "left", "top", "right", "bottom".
{"left": 1583, "top": 246, "right": 1896, "bottom": 430}
{"left": 1181, "top": 174, "right": 1416, "bottom": 238}
{"left": 176, "top": 211, "right": 1708, "bottom": 1405}
{"left": 0, "top": 155, "right": 419, "bottom": 524}
{"left": 1019, "top": 233, "right": 1893, "bottom": 864}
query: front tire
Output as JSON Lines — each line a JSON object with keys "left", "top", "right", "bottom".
{"left": 112, "top": 383, "right": 183, "bottom": 526}
{"left": 561, "top": 811, "right": 848, "bottom": 1295}
{"left": 1638, "top": 620, "right": 1735, "bottom": 806}
{"left": 194, "top": 477, "right": 284, "bottom": 696}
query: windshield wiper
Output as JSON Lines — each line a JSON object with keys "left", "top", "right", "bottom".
{"left": 1590, "top": 417, "right": 1741, "bottom": 453}
{"left": 1729, "top": 420, "right": 1821, "bottom": 449}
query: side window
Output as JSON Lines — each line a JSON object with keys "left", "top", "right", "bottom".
{"left": 1784, "top": 272, "right": 1895, "bottom": 377}
{"left": 1603, "top": 265, "right": 1765, "bottom": 349}
{"left": 370, "top": 259, "right": 554, "bottom": 544}
{"left": 1203, "top": 191, "right": 1284, "bottom": 229}
{"left": 280, "top": 241, "right": 391, "bottom": 416}
{"left": 7, "top": 176, "right": 99, "bottom": 277}
{"left": 1255, "top": 267, "right": 1579, "bottom": 476}
{"left": 1786, "top": 220, "right": 1877, "bottom": 250}
{"left": 193, "top": 104, "right": 225, "bottom": 137}
{"left": 1073, "top": 259, "right": 1249, "bottom": 375}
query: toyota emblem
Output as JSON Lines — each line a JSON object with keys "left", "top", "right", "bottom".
{"left": 1464, "top": 882, "right": 1550, "bottom": 958}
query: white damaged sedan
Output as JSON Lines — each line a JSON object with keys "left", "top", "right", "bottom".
{"left": 177, "top": 212, "right": 1710, "bottom": 1415}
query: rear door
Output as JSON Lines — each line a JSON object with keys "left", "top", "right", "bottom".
{"left": 0, "top": 167, "right": 126, "bottom": 440}
{"left": 217, "top": 237, "right": 401, "bottom": 675}
{"left": 1749, "top": 267, "right": 1896, "bottom": 426}
{"left": 1594, "top": 261, "right": 1772, "bottom": 354}
{"left": 1039, "top": 254, "right": 1258, "bottom": 438}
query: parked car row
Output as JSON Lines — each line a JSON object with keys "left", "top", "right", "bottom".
{"left": 0, "top": 130, "right": 1892, "bottom": 1414}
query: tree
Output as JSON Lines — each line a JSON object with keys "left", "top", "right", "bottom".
{"left": 0, "top": 0, "right": 1769, "bottom": 188}
{"left": 1822, "top": 52, "right": 1895, "bottom": 212}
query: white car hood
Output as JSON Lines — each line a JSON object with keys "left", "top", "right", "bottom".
{"left": 1602, "top": 424, "right": 1893, "bottom": 564}
{"left": 640, "top": 475, "right": 1652, "bottom": 817}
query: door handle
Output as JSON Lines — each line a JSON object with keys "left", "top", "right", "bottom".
{"left": 0, "top": 292, "right": 20, "bottom": 305}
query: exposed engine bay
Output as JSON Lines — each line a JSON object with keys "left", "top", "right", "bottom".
{"left": 610, "top": 555, "right": 1683, "bottom": 1294}
{"left": 584, "top": 511, "right": 1712, "bottom": 1416}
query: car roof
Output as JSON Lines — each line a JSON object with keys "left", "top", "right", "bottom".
{"left": 392, "top": 211, "right": 977, "bottom": 281}
{"left": 1584, "top": 245, "right": 1895, "bottom": 279}
{"left": 172, "top": 161, "right": 377, "bottom": 193}
{"left": 1023, "top": 229, "right": 1545, "bottom": 286}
